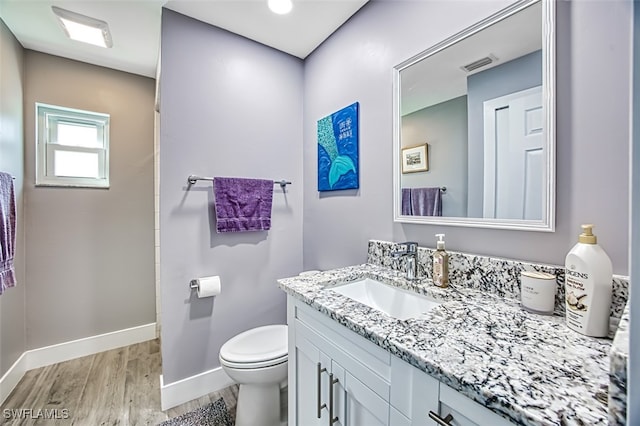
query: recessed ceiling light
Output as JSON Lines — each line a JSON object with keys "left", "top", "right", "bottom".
{"left": 52, "top": 6, "right": 113, "bottom": 48}
{"left": 268, "top": 0, "right": 293, "bottom": 15}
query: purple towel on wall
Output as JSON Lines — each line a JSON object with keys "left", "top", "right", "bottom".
{"left": 213, "top": 177, "right": 274, "bottom": 233}
{"left": 411, "top": 187, "right": 442, "bottom": 216}
{"left": 401, "top": 188, "right": 413, "bottom": 215}
{"left": 0, "top": 172, "right": 16, "bottom": 294}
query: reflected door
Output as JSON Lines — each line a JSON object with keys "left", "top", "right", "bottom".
{"left": 483, "top": 86, "right": 543, "bottom": 220}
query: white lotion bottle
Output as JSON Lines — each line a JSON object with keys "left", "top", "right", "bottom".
{"left": 564, "top": 224, "right": 613, "bottom": 337}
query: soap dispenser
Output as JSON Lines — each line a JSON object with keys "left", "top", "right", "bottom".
{"left": 564, "top": 224, "right": 613, "bottom": 337}
{"left": 433, "top": 234, "right": 449, "bottom": 288}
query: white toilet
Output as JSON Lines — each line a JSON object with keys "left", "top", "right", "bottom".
{"left": 219, "top": 324, "right": 288, "bottom": 426}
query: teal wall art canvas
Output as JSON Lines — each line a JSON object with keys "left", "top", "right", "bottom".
{"left": 317, "top": 102, "right": 359, "bottom": 191}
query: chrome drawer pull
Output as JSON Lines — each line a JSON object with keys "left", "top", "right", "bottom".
{"left": 428, "top": 411, "right": 454, "bottom": 425}
{"left": 317, "top": 363, "right": 327, "bottom": 418}
{"left": 329, "top": 373, "right": 339, "bottom": 425}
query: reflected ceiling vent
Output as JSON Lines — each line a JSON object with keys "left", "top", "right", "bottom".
{"left": 461, "top": 54, "right": 498, "bottom": 73}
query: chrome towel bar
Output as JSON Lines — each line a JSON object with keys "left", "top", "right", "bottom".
{"left": 187, "top": 175, "right": 292, "bottom": 189}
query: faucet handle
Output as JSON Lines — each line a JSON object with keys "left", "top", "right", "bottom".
{"left": 399, "top": 241, "right": 418, "bottom": 253}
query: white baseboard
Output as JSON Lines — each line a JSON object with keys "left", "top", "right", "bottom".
{"left": 0, "top": 322, "right": 156, "bottom": 405}
{"left": 0, "top": 352, "right": 28, "bottom": 404}
{"left": 160, "top": 367, "right": 235, "bottom": 411}
{"left": 26, "top": 323, "right": 156, "bottom": 371}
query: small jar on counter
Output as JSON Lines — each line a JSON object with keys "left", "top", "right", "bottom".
{"left": 520, "top": 271, "right": 557, "bottom": 315}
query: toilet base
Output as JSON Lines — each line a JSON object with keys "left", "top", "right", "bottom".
{"left": 235, "top": 383, "right": 281, "bottom": 426}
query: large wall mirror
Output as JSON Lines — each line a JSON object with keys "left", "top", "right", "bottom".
{"left": 393, "top": 0, "right": 555, "bottom": 231}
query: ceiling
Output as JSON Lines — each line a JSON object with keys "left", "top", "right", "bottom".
{"left": 400, "top": 1, "right": 541, "bottom": 115}
{"left": 0, "top": 0, "right": 369, "bottom": 78}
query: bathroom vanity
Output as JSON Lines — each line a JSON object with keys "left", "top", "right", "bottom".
{"left": 278, "top": 241, "right": 629, "bottom": 426}
{"left": 286, "top": 289, "right": 515, "bottom": 426}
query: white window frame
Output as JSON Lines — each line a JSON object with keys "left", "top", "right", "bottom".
{"left": 36, "top": 103, "right": 110, "bottom": 188}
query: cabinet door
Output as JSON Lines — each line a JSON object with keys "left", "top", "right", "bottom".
{"left": 293, "top": 334, "right": 328, "bottom": 426}
{"left": 337, "top": 360, "right": 389, "bottom": 426}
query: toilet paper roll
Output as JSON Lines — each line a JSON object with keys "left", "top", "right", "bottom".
{"left": 195, "top": 276, "right": 221, "bottom": 298}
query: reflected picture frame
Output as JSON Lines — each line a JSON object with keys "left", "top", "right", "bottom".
{"left": 401, "top": 143, "right": 428, "bottom": 173}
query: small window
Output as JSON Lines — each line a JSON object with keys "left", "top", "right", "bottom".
{"left": 36, "top": 103, "right": 110, "bottom": 188}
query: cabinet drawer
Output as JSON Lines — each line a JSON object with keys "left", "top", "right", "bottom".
{"left": 295, "top": 318, "right": 391, "bottom": 402}
{"left": 438, "top": 384, "right": 514, "bottom": 426}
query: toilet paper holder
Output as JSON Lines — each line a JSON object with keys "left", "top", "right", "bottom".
{"left": 189, "top": 276, "right": 222, "bottom": 299}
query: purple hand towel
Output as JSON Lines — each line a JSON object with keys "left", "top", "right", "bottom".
{"left": 0, "top": 172, "right": 17, "bottom": 294}
{"left": 411, "top": 187, "right": 442, "bottom": 216}
{"left": 213, "top": 177, "right": 274, "bottom": 233}
{"left": 401, "top": 188, "right": 413, "bottom": 215}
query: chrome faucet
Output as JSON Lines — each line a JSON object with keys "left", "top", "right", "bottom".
{"left": 391, "top": 241, "right": 419, "bottom": 280}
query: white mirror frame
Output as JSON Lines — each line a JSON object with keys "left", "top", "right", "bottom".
{"left": 392, "top": 0, "right": 555, "bottom": 232}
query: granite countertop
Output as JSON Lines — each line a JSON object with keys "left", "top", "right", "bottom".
{"left": 609, "top": 304, "right": 629, "bottom": 425}
{"left": 278, "top": 263, "right": 612, "bottom": 426}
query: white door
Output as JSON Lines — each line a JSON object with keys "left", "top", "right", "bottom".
{"left": 483, "top": 86, "right": 544, "bottom": 220}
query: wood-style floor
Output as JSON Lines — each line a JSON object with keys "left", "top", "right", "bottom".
{"left": 0, "top": 339, "right": 239, "bottom": 426}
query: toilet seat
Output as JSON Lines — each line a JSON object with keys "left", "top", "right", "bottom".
{"left": 220, "top": 354, "right": 288, "bottom": 370}
{"left": 219, "top": 324, "right": 287, "bottom": 369}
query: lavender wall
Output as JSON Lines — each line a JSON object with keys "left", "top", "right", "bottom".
{"left": 303, "top": 0, "right": 512, "bottom": 271}
{"left": 629, "top": 2, "right": 638, "bottom": 423}
{"left": 401, "top": 96, "right": 468, "bottom": 217}
{"left": 0, "top": 18, "right": 25, "bottom": 377}
{"left": 159, "top": 10, "right": 304, "bottom": 384}
{"left": 303, "top": 0, "right": 631, "bottom": 276}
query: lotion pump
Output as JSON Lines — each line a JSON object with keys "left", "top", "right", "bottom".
{"left": 564, "top": 224, "right": 612, "bottom": 337}
{"left": 433, "top": 234, "right": 449, "bottom": 288}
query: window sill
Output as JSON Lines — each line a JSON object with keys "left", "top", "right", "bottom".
{"left": 35, "top": 182, "right": 110, "bottom": 189}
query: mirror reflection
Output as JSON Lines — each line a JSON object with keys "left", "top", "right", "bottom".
{"left": 394, "top": 0, "right": 554, "bottom": 231}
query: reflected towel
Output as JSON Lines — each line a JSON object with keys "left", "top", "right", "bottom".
{"left": 213, "top": 177, "right": 274, "bottom": 233}
{"left": 401, "top": 188, "right": 413, "bottom": 215}
{"left": 411, "top": 187, "right": 442, "bottom": 216}
{"left": 0, "top": 172, "right": 16, "bottom": 294}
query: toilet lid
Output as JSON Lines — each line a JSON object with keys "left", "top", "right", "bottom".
{"left": 220, "top": 324, "right": 288, "bottom": 365}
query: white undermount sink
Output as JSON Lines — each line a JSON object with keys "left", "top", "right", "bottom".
{"left": 329, "top": 278, "right": 441, "bottom": 320}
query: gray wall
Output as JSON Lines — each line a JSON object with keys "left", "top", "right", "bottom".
{"left": 630, "top": 2, "right": 638, "bottom": 423}
{"left": 401, "top": 96, "right": 468, "bottom": 217}
{"left": 159, "top": 10, "right": 304, "bottom": 384}
{"left": 466, "top": 50, "right": 543, "bottom": 217}
{"left": 303, "top": 0, "right": 630, "bottom": 275}
{"left": 0, "top": 19, "right": 26, "bottom": 377}
{"left": 23, "top": 52, "right": 156, "bottom": 348}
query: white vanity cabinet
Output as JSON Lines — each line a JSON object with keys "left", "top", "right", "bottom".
{"left": 287, "top": 297, "right": 515, "bottom": 426}
{"left": 289, "top": 299, "right": 392, "bottom": 426}
{"left": 403, "top": 360, "right": 515, "bottom": 426}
